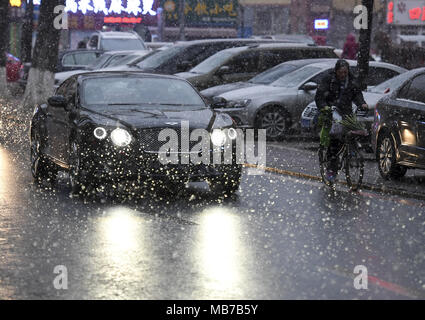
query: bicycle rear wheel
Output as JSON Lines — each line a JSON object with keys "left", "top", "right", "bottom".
{"left": 345, "top": 144, "right": 364, "bottom": 191}
{"left": 318, "top": 146, "right": 334, "bottom": 188}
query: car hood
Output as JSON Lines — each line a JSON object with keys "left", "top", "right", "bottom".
{"left": 201, "top": 82, "right": 258, "bottom": 98}
{"left": 79, "top": 105, "right": 231, "bottom": 130}
{"left": 219, "top": 85, "right": 285, "bottom": 101}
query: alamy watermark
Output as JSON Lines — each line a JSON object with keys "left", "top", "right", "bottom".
{"left": 53, "top": 6, "right": 68, "bottom": 30}
{"left": 354, "top": 5, "right": 368, "bottom": 30}
{"left": 53, "top": 265, "right": 68, "bottom": 290}
{"left": 155, "top": 121, "right": 267, "bottom": 175}
{"left": 353, "top": 265, "right": 368, "bottom": 290}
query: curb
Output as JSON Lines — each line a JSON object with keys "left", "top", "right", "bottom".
{"left": 243, "top": 163, "right": 425, "bottom": 201}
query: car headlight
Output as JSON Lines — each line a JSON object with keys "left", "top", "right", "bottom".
{"left": 110, "top": 128, "right": 132, "bottom": 147}
{"left": 211, "top": 129, "right": 227, "bottom": 146}
{"left": 227, "top": 99, "right": 251, "bottom": 108}
{"left": 93, "top": 127, "right": 107, "bottom": 140}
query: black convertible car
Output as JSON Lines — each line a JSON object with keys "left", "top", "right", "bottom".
{"left": 30, "top": 72, "right": 242, "bottom": 196}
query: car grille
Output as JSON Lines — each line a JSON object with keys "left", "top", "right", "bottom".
{"left": 138, "top": 128, "right": 206, "bottom": 153}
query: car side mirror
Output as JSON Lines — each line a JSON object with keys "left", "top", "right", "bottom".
{"left": 48, "top": 95, "right": 67, "bottom": 108}
{"left": 216, "top": 65, "right": 230, "bottom": 76}
{"left": 301, "top": 82, "right": 318, "bottom": 91}
{"left": 211, "top": 96, "right": 227, "bottom": 108}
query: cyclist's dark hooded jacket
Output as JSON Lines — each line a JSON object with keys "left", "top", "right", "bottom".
{"left": 315, "top": 66, "right": 366, "bottom": 116}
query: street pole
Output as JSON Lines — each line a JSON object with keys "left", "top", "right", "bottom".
{"left": 357, "top": 0, "right": 374, "bottom": 90}
{"left": 178, "top": 0, "right": 185, "bottom": 41}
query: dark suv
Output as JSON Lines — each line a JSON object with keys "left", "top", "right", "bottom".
{"left": 372, "top": 68, "right": 425, "bottom": 179}
{"left": 107, "top": 38, "right": 323, "bottom": 75}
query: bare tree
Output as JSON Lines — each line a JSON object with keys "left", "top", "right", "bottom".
{"left": 357, "top": 0, "right": 374, "bottom": 90}
{"left": 21, "top": 0, "right": 34, "bottom": 64}
{"left": 22, "top": 0, "right": 64, "bottom": 110}
{"left": 0, "top": 1, "right": 10, "bottom": 98}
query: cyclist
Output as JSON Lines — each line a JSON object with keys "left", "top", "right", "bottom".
{"left": 315, "top": 59, "right": 368, "bottom": 182}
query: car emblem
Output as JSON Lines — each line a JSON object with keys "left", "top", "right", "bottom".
{"left": 165, "top": 122, "right": 179, "bottom": 126}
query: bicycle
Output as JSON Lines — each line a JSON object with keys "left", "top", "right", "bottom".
{"left": 318, "top": 108, "right": 368, "bottom": 191}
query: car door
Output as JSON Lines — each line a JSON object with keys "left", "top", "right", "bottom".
{"left": 391, "top": 73, "right": 425, "bottom": 165}
{"left": 46, "top": 78, "right": 76, "bottom": 163}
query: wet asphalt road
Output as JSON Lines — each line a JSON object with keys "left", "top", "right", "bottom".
{"left": 0, "top": 132, "right": 424, "bottom": 300}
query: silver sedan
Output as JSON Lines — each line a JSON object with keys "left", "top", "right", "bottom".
{"left": 212, "top": 61, "right": 406, "bottom": 140}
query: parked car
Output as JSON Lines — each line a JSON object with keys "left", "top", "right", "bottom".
{"left": 18, "top": 49, "right": 104, "bottom": 88}
{"left": 251, "top": 34, "right": 316, "bottom": 46}
{"left": 54, "top": 50, "right": 149, "bottom": 86}
{"left": 87, "top": 31, "right": 147, "bottom": 51}
{"left": 372, "top": 67, "right": 425, "bottom": 179}
{"left": 104, "top": 38, "right": 314, "bottom": 75}
{"left": 30, "top": 71, "right": 242, "bottom": 196}
{"left": 175, "top": 43, "right": 338, "bottom": 91}
{"left": 5, "top": 53, "right": 22, "bottom": 82}
{"left": 301, "top": 64, "right": 409, "bottom": 137}
{"left": 200, "top": 58, "right": 338, "bottom": 103}
{"left": 212, "top": 60, "right": 407, "bottom": 140}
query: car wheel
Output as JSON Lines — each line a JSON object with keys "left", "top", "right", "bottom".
{"left": 377, "top": 133, "right": 407, "bottom": 180}
{"left": 257, "top": 106, "right": 289, "bottom": 140}
{"left": 30, "top": 130, "right": 56, "bottom": 184}
{"left": 69, "top": 140, "right": 85, "bottom": 194}
{"left": 208, "top": 166, "right": 242, "bottom": 196}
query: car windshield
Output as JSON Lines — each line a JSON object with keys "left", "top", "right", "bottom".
{"left": 249, "top": 64, "right": 299, "bottom": 84}
{"left": 82, "top": 77, "right": 206, "bottom": 107}
{"left": 136, "top": 45, "right": 185, "bottom": 69}
{"left": 190, "top": 51, "right": 235, "bottom": 74}
{"left": 368, "top": 70, "right": 418, "bottom": 93}
{"left": 101, "top": 39, "right": 146, "bottom": 51}
{"left": 102, "top": 54, "right": 129, "bottom": 68}
{"left": 271, "top": 66, "right": 323, "bottom": 87}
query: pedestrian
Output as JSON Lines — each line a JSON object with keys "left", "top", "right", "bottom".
{"left": 341, "top": 34, "right": 359, "bottom": 60}
{"left": 315, "top": 59, "right": 368, "bottom": 182}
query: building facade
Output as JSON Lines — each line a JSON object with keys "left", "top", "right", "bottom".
{"left": 238, "top": 0, "right": 385, "bottom": 48}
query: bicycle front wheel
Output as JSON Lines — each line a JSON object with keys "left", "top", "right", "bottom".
{"left": 318, "top": 146, "right": 334, "bottom": 188}
{"left": 345, "top": 144, "right": 364, "bottom": 191}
